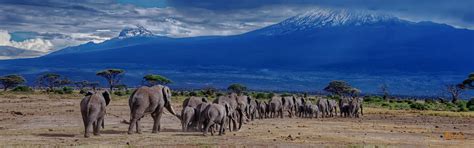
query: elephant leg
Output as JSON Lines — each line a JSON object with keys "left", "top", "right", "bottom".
{"left": 152, "top": 108, "right": 164, "bottom": 133}
{"left": 94, "top": 116, "right": 104, "bottom": 136}
{"left": 84, "top": 119, "right": 94, "bottom": 138}
{"left": 128, "top": 117, "right": 137, "bottom": 134}
{"left": 203, "top": 121, "right": 214, "bottom": 136}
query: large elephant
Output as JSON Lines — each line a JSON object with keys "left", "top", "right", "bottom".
{"left": 327, "top": 99, "right": 338, "bottom": 117}
{"left": 257, "top": 100, "right": 267, "bottom": 119}
{"left": 339, "top": 97, "right": 351, "bottom": 117}
{"left": 202, "top": 103, "right": 229, "bottom": 136}
{"left": 269, "top": 96, "right": 284, "bottom": 118}
{"left": 350, "top": 97, "right": 364, "bottom": 118}
{"left": 181, "top": 106, "right": 195, "bottom": 132}
{"left": 80, "top": 91, "right": 111, "bottom": 138}
{"left": 213, "top": 93, "right": 241, "bottom": 131}
{"left": 317, "top": 98, "right": 329, "bottom": 118}
{"left": 128, "top": 85, "right": 179, "bottom": 134}
{"left": 236, "top": 95, "right": 250, "bottom": 126}
{"left": 294, "top": 97, "right": 305, "bottom": 117}
{"left": 195, "top": 102, "right": 211, "bottom": 131}
{"left": 303, "top": 100, "right": 312, "bottom": 118}
{"left": 282, "top": 96, "right": 296, "bottom": 118}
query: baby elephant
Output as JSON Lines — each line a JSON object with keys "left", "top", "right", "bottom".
{"left": 181, "top": 106, "right": 195, "bottom": 132}
{"left": 202, "top": 103, "right": 229, "bottom": 136}
{"left": 80, "top": 91, "right": 111, "bottom": 138}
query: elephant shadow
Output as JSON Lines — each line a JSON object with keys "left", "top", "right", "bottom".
{"left": 101, "top": 129, "right": 127, "bottom": 134}
{"left": 173, "top": 133, "right": 203, "bottom": 136}
{"left": 36, "top": 133, "right": 76, "bottom": 138}
{"left": 160, "top": 128, "right": 181, "bottom": 133}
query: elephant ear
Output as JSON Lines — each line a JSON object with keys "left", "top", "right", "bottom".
{"left": 202, "top": 97, "right": 208, "bottom": 103}
{"left": 301, "top": 98, "right": 306, "bottom": 104}
{"left": 292, "top": 96, "right": 296, "bottom": 104}
{"left": 281, "top": 97, "right": 286, "bottom": 105}
{"left": 162, "top": 86, "right": 172, "bottom": 106}
{"left": 85, "top": 91, "right": 94, "bottom": 96}
{"left": 102, "top": 91, "right": 111, "bottom": 106}
{"left": 247, "top": 96, "right": 251, "bottom": 105}
{"left": 224, "top": 103, "right": 230, "bottom": 117}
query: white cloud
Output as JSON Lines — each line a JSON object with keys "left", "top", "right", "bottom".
{"left": 0, "top": 30, "right": 53, "bottom": 52}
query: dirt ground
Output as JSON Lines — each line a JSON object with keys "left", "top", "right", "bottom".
{"left": 0, "top": 93, "right": 473, "bottom": 147}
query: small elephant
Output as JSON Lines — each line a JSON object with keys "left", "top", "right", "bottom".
{"left": 308, "top": 104, "right": 319, "bottom": 118}
{"left": 195, "top": 102, "right": 211, "bottom": 131}
{"left": 248, "top": 99, "right": 258, "bottom": 121}
{"left": 80, "top": 91, "right": 111, "bottom": 138}
{"left": 181, "top": 106, "right": 195, "bottom": 132}
{"left": 202, "top": 103, "right": 229, "bottom": 136}
{"left": 282, "top": 96, "right": 295, "bottom": 118}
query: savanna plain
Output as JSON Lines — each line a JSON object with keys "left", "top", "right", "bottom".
{"left": 0, "top": 92, "right": 473, "bottom": 147}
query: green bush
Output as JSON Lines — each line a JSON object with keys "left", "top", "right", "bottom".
{"left": 467, "top": 98, "right": 474, "bottom": 111}
{"left": 114, "top": 91, "right": 126, "bottom": 96}
{"left": 410, "top": 102, "right": 429, "bottom": 110}
{"left": 11, "top": 86, "right": 33, "bottom": 92}
{"left": 53, "top": 89, "right": 64, "bottom": 94}
{"left": 62, "top": 87, "right": 73, "bottom": 94}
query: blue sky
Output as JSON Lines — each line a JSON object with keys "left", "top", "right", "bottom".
{"left": 0, "top": 0, "right": 473, "bottom": 52}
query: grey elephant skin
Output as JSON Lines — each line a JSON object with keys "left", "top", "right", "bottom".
{"left": 282, "top": 96, "right": 296, "bottom": 118}
{"left": 328, "top": 99, "right": 338, "bottom": 117}
{"left": 339, "top": 97, "right": 351, "bottom": 117}
{"left": 213, "top": 94, "right": 241, "bottom": 131}
{"left": 317, "top": 98, "right": 329, "bottom": 118}
{"left": 80, "top": 91, "right": 111, "bottom": 138}
{"left": 202, "top": 103, "right": 229, "bottom": 136}
{"left": 257, "top": 100, "right": 268, "bottom": 119}
{"left": 248, "top": 99, "right": 258, "bottom": 121}
{"left": 128, "top": 85, "right": 178, "bottom": 134}
{"left": 295, "top": 97, "right": 305, "bottom": 117}
{"left": 181, "top": 106, "right": 195, "bottom": 132}
{"left": 269, "top": 96, "right": 284, "bottom": 118}
{"left": 350, "top": 97, "right": 364, "bottom": 118}
{"left": 181, "top": 96, "right": 208, "bottom": 130}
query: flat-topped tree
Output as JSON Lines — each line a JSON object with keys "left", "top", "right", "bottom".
{"left": 460, "top": 73, "right": 474, "bottom": 90}
{"left": 37, "top": 73, "right": 68, "bottom": 92}
{"left": 143, "top": 74, "right": 172, "bottom": 86}
{"left": 0, "top": 75, "right": 26, "bottom": 91}
{"left": 96, "top": 69, "right": 125, "bottom": 93}
{"left": 324, "top": 80, "right": 353, "bottom": 96}
{"left": 227, "top": 83, "right": 247, "bottom": 95}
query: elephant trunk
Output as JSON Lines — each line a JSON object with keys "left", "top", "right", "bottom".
{"left": 166, "top": 103, "right": 180, "bottom": 119}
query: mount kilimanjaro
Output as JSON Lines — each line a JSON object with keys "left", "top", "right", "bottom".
{"left": 0, "top": 9, "right": 473, "bottom": 95}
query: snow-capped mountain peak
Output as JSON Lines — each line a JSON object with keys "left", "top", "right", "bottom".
{"left": 258, "top": 8, "right": 403, "bottom": 35}
{"left": 118, "top": 25, "right": 154, "bottom": 39}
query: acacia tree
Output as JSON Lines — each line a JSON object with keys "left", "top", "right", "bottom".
{"left": 0, "top": 75, "right": 26, "bottom": 91}
{"left": 227, "top": 83, "right": 247, "bottom": 94}
{"left": 445, "top": 84, "right": 463, "bottom": 103}
{"left": 323, "top": 80, "right": 354, "bottom": 96}
{"left": 96, "top": 69, "right": 124, "bottom": 92}
{"left": 460, "top": 73, "right": 474, "bottom": 90}
{"left": 37, "top": 73, "right": 69, "bottom": 92}
{"left": 143, "top": 74, "right": 172, "bottom": 86}
{"left": 201, "top": 86, "right": 217, "bottom": 97}
{"left": 379, "top": 83, "right": 390, "bottom": 100}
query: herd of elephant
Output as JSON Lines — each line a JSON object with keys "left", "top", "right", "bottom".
{"left": 79, "top": 85, "right": 363, "bottom": 138}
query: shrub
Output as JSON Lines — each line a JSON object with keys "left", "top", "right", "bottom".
{"left": 62, "top": 87, "right": 73, "bottom": 94}
{"left": 467, "top": 98, "right": 474, "bottom": 111}
{"left": 410, "top": 102, "right": 429, "bottom": 110}
{"left": 114, "top": 91, "right": 126, "bottom": 96}
{"left": 11, "top": 86, "right": 33, "bottom": 92}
